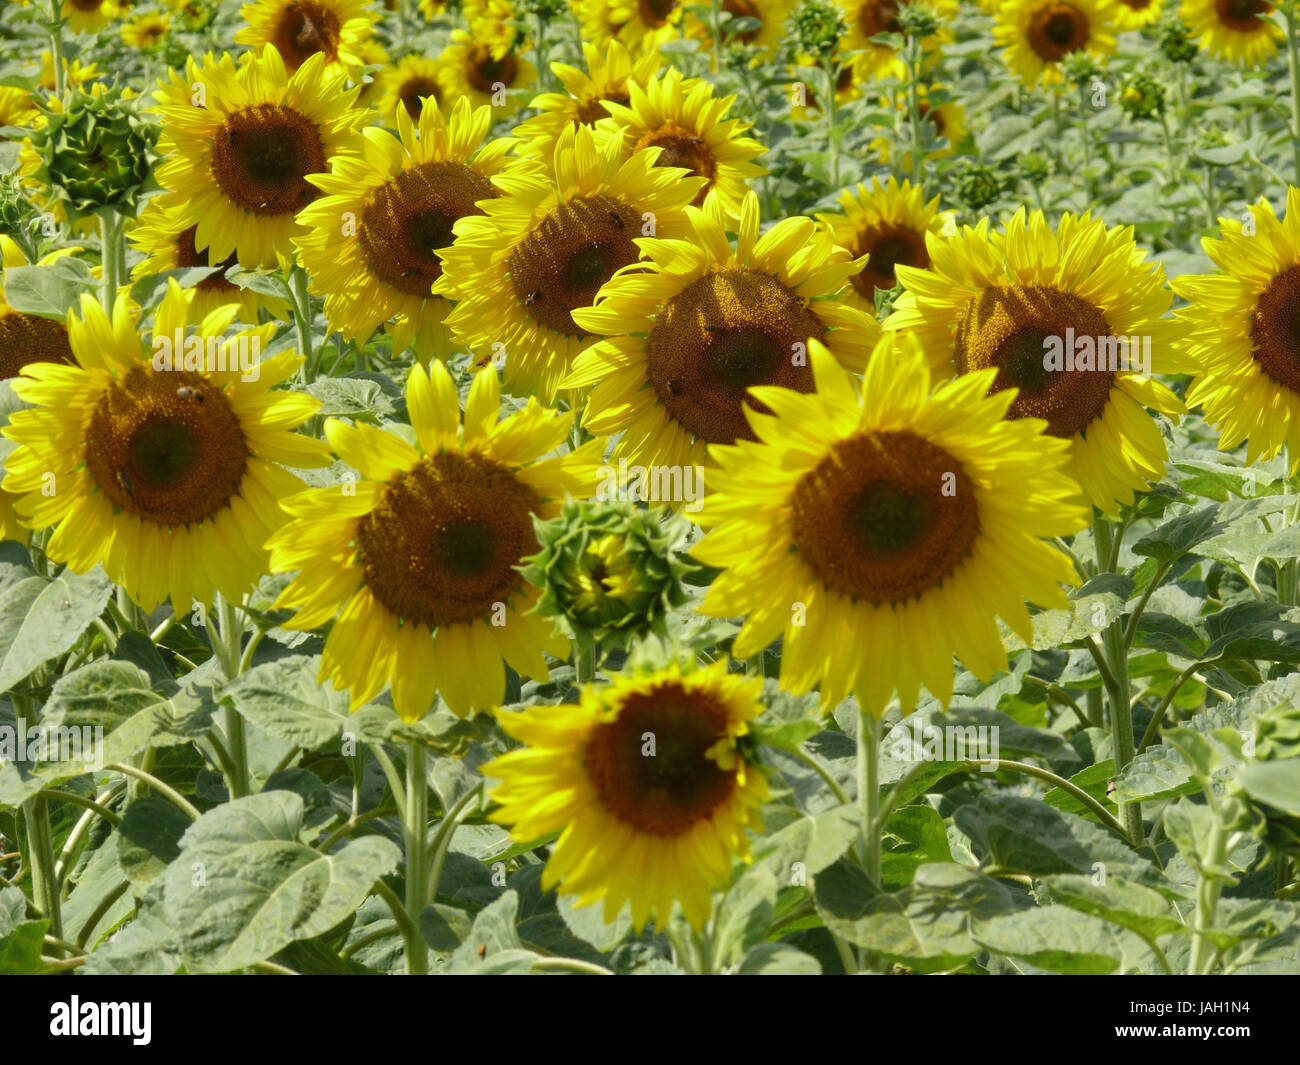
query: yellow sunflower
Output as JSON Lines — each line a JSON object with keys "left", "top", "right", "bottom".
{"left": 816, "top": 176, "right": 953, "bottom": 315}
{"left": 1, "top": 283, "right": 328, "bottom": 611}
{"left": 995, "top": 0, "right": 1120, "bottom": 86}
{"left": 236, "top": 0, "right": 380, "bottom": 76}
{"left": 692, "top": 334, "right": 1088, "bottom": 716}
{"left": 1173, "top": 188, "right": 1300, "bottom": 469}
{"left": 841, "top": 0, "right": 957, "bottom": 83}
{"left": 0, "top": 238, "right": 81, "bottom": 543}
{"left": 1179, "top": 0, "right": 1282, "bottom": 65}
{"left": 564, "top": 190, "right": 881, "bottom": 478}
{"left": 570, "top": 0, "right": 684, "bottom": 55}
{"left": 870, "top": 84, "right": 967, "bottom": 169}
{"left": 485, "top": 659, "right": 768, "bottom": 931}
{"left": 62, "top": 0, "right": 120, "bottom": 33}
{"left": 788, "top": 54, "right": 865, "bottom": 121}
{"left": 375, "top": 54, "right": 445, "bottom": 121}
{"left": 1114, "top": 0, "right": 1162, "bottom": 30}
{"left": 433, "top": 29, "right": 537, "bottom": 118}
{"left": 128, "top": 198, "right": 291, "bottom": 323}
{"left": 154, "top": 49, "right": 369, "bottom": 270}
{"left": 434, "top": 122, "right": 705, "bottom": 402}
{"left": 295, "top": 98, "right": 516, "bottom": 361}
{"left": 0, "top": 87, "right": 40, "bottom": 134}
{"left": 32, "top": 51, "right": 100, "bottom": 93}
{"left": 595, "top": 66, "right": 766, "bottom": 223}
{"left": 121, "top": 11, "right": 170, "bottom": 47}
{"left": 512, "top": 41, "right": 661, "bottom": 161}
{"left": 267, "top": 361, "right": 606, "bottom": 720}
{"left": 886, "top": 208, "right": 1194, "bottom": 514}
{"left": 686, "top": 0, "right": 796, "bottom": 61}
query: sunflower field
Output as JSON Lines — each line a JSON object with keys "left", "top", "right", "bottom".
{"left": 0, "top": 0, "right": 1299, "bottom": 986}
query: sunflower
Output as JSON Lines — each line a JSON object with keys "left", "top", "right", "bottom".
{"left": 62, "top": 0, "right": 120, "bottom": 33}
{"left": 570, "top": 0, "right": 685, "bottom": 55}
{"left": 886, "top": 208, "right": 1194, "bottom": 513}
{"left": 267, "top": 361, "right": 605, "bottom": 720}
{"left": 375, "top": 53, "right": 445, "bottom": 120}
{"left": 596, "top": 66, "right": 766, "bottom": 223}
{"left": 1179, "top": 0, "right": 1282, "bottom": 65}
{"left": 32, "top": 51, "right": 100, "bottom": 93}
{"left": 121, "top": 11, "right": 170, "bottom": 47}
{"left": 1173, "top": 189, "right": 1300, "bottom": 469}
{"left": 154, "top": 49, "right": 368, "bottom": 270}
{"left": 564, "top": 190, "right": 881, "bottom": 478}
{"left": 995, "top": 0, "right": 1120, "bottom": 86}
{"left": 296, "top": 98, "right": 516, "bottom": 361}
{"left": 129, "top": 198, "right": 291, "bottom": 323}
{"left": 435, "top": 122, "right": 705, "bottom": 401}
{"left": 1, "top": 284, "right": 328, "bottom": 611}
{"left": 816, "top": 176, "right": 953, "bottom": 315}
{"left": 0, "top": 238, "right": 80, "bottom": 542}
{"left": 842, "top": 0, "right": 957, "bottom": 83}
{"left": 686, "top": 0, "right": 796, "bottom": 61}
{"left": 512, "top": 41, "right": 661, "bottom": 161}
{"left": 0, "top": 87, "right": 40, "bottom": 134}
{"left": 692, "top": 334, "right": 1088, "bottom": 716}
{"left": 870, "top": 84, "right": 967, "bottom": 169}
{"left": 1114, "top": 0, "right": 1162, "bottom": 29}
{"left": 485, "top": 659, "right": 768, "bottom": 930}
{"left": 236, "top": 0, "right": 380, "bottom": 75}
{"left": 788, "top": 53, "right": 865, "bottom": 121}
{"left": 432, "top": 29, "right": 537, "bottom": 118}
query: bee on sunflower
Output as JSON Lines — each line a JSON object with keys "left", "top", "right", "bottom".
{"left": 435, "top": 122, "right": 705, "bottom": 401}
{"left": 267, "top": 360, "right": 606, "bottom": 721}
{"left": 1, "top": 283, "right": 328, "bottom": 611}
{"left": 295, "top": 98, "right": 518, "bottom": 361}
{"left": 563, "top": 190, "right": 880, "bottom": 478}
{"left": 691, "top": 333, "right": 1089, "bottom": 716}
{"left": 486, "top": 658, "right": 769, "bottom": 930}
{"left": 885, "top": 208, "right": 1195, "bottom": 514}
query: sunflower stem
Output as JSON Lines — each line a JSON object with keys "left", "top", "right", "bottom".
{"left": 404, "top": 739, "right": 430, "bottom": 975}
{"left": 821, "top": 54, "right": 840, "bottom": 191}
{"left": 46, "top": 0, "right": 66, "bottom": 99}
{"left": 98, "top": 210, "right": 123, "bottom": 313}
{"left": 213, "top": 593, "right": 251, "bottom": 799}
{"left": 1076, "top": 82, "right": 1093, "bottom": 201}
{"left": 1285, "top": 0, "right": 1300, "bottom": 184}
{"left": 574, "top": 639, "right": 596, "bottom": 685}
{"left": 904, "top": 32, "right": 924, "bottom": 188}
{"left": 1092, "top": 514, "right": 1142, "bottom": 846}
{"left": 22, "top": 795, "right": 63, "bottom": 952}
{"left": 855, "top": 710, "right": 882, "bottom": 887}
{"left": 290, "top": 266, "right": 316, "bottom": 383}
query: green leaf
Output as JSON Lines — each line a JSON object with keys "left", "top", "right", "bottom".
{"left": 973, "top": 907, "right": 1133, "bottom": 974}
{"left": 0, "top": 918, "right": 48, "bottom": 974}
{"left": 557, "top": 892, "right": 631, "bottom": 954}
{"left": 738, "top": 942, "right": 822, "bottom": 974}
{"left": 0, "top": 259, "right": 95, "bottom": 318}
{"left": 1044, "top": 874, "right": 1187, "bottom": 939}
{"left": 1237, "top": 760, "right": 1300, "bottom": 816}
{"left": 712, "top": 863, "right": 780, "bottom": 969}
{"left": 1042, "top": 760, "right": 1118, "bottom": 821}
{"left": 161, "top": 791, "right": 400, "bottom": 972}
{"left": 0, "top": 567, "right": 112, "bottom": 693}
{"left": 117, "top": 796, "right": 193, "bottom": 887}
{"left": 1131, "top": 504, "right": 1225, "bottom": 565}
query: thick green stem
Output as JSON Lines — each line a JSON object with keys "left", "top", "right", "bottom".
{"left": 1286, "top": 2, "right": 1300, "bottom": 185}
{"left": 22, "top": 797, "right": 63, "bottom": 950}
{"left": 905, "top": 35, "right": 924, "bottom": 187}
{"left": 1188, "top": 791, "right": 1229, "bottom": 976}
{"left": 99, "top": 211, "right": 123, "bottom": 312}
{"left": 47, "top": 0, "right": 66, "bottom": 98}
{"left": 404, "top": 740, "right": 430, "bottom": 975}
{"left": 574, "top": 640, "right": 596, "bottom": 685}
{"left": 856, "top": 711, "right": 882, "bottom": 886}
{"left": 213, "top": 594, "right": 250, "bottom": 798}
{"left": 290, "top": 266, "right": 315, "bottom": 382}
{"left": 822, "top": 56, "right": 840, "bottom": 191}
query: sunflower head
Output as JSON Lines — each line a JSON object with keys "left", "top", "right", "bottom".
{"left": 486, "top": 659, "right": 769, "bottom": 930}
{"left": 521, "top": 498, "right": 696, "bottom": 653}
{"left": 996, "top": 0, "right": 1120, "bottom": 86}
{"left": 29, "top": 84, "right": 156, "bottom": 220}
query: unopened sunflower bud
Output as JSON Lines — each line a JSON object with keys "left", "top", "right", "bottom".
{"left": 1119, "top": 72, "right": 1164, "bottom": 119}
{"left": 792, "top": 0, "right": 846, "bottom": 58}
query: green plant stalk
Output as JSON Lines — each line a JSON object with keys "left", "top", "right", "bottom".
{"left": 47, "top": 0, "right": 66, "bottom": 98}
{"left": 1286, "top": 1, "right": 1300, "bottom": 185}
{"left": 905, "top": 34, "right": 924, "bottom": 187}
{"left": 22, "top": 796, "right": 63, "bottom": 950}
{"left": 822, "top": 56, "right": 840, "bottom": 191}
{"left": 404, "top": 740, "right": 430, "bottom": 975}
{"left": 290, "top": 266, "right": 316, "bottom": 382}
{"left": 1093, "top": 515, "right": 1142, "bottom": 844}
{"left": 99, "top": 211, "right": 123, "bottom": 312}
{"left": 213, "top": 594, "right": 251, "bottom": 798}
{"left": 1077, "top": 83, "right": 1093, "bottom": 200}
{"left": 856, "top": 710, "right": 882, "bottom": 886}
{"left": 533, "top": 13, "right": 549, "bottom": 92}
{"left": 574, "top": 639, "right": 596, "bottom": 684}
{"left": 1188, "top": 789, "right": 1228, "bottom": 975}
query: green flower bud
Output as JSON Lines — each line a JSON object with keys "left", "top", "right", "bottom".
{"left": 792, "top": 0, "right": 845, "bottom": 59}
{"left": 1060, "top": 49, "right": 1102, "bottom": 88}
{"left": 896, "top": 3, "right": 939, "bottom": 40}
{"left": 1119, "top": 72, "right": 1164, "bottom": 120}
{"left": 1018, "top": 150, "right": 1051, "bottom": 186}
{"left": 1158, "top": 19, "right": 1198, "bottom": 64}
{"left": 953, "top": 160, "right": 1001, "bottom": 211}
{"left": 28, "top": 83, "right": 157, "bottom": 221}
{"left": 521, "top": 499, "right": 696, "bottom": 654}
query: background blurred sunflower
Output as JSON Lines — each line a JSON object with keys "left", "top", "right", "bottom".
{"left": 565, "top": 190, "right": 880, "bottom": 476}
{"left": 995, "top": 0, "right": 1120, "bottom": 86}
{"left": 486, "top": 659, "right": 768, "bottom": 931}
{"left": 121, "top": 11, "right": 171, "bottom": 47}
{"left": 692, "top": 334, "right": 1088, "bottom": 716}
{"left": 62, "top": 0, "right": 121, "bottom": 33}
{"left": 1, "top": 284, "right": 327, "bottom": 612}
{"left": 236, "top": 0, "right": 381, "bottom": 75}
{"left": 435, "top": 122, "right": 704, "bottom": 401}
{"left": 685, "top": 0, "right": 796, "bottom": 61}
{"left": 841, "top": 0, "right": 956, "bottom": 83}
{"left": 267, "top": 361, "right": 606, "bottom": 720}
{"left": 1179, "top": 0, "right": 1281, "bottom": 66}
{"left": 433, "top": 29, "right": 537, "bottom": 118}
{"left": 1114, "top": 0, "right": 1162, "bottom": 30}
{"left": 375, "top": 54, "right": 445, "bottom": 121}
{"left": 154, "top": 48, "right": 368, "bottom": 269}
{"left": 296, "top": 98, "right": 517, "bottom": 360}
{"left": 886, "top": 208, "right": 1195, "bottom": 513}
{"left": 570, "top": 0, "right": 684, "bottom": 54}
{"left": 1174, "top": 188, "right": 1300, "bottom": 468}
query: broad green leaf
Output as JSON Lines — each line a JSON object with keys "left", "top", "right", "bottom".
{"left": 1044, "top": 874, "right": 1187, "bottom": 939}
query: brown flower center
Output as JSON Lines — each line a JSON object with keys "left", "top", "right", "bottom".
{"left": 722, "top": 0, "right": 762, "bottom": 41}
{"left": 1027, "top": 3, "right": 1090, "bottom": 61}
{"left": 210, "top": 103, "right": 327, "bottom": 217}
{"left": 508, "top": 194, "right": 641, "bottom": 337}
{"left": 955, "top": 284, "right": 1115, "bottom": 437}
{"left": 270, "top": 0, "right": 341, "bottom": 69}
{"left": 353, "top": 451, "right": 539, "bottom": 628}
{"left": 790, "top": 429, "right": 979, "bottom": 604}
{"left": 359, "top": 161, "right": 496, "bottom": 298}
{"left": 575, "top": 90, "right": 630, "bottom": 126}
{"left": 466, "top": 47, "right": 520, "bottom": 95}
{"left": 175, "top": 224, "right": 239, "bottom": 293}
{"left": 583, "top": 680, "right": 738, "bottom": 836}
{"left": 859, "top": 0, "right": 902, "bottom": 37}
{"left": 645, "top": 268, "right": 825, "bottom": 445}
{"left": 1250, "top": 264, "right": 1300, "bottom": 392}
{"left": 84, "top": 366, "right": 249, "bottom": 526}
{"left": 853, "top": 222, "right": 930, "bottom": 298}
{"left": 637, "top": 0, "right": 678, "bottom": 28}
{"left": 634, "top": 121, "right": 718, "bottom": 205}
{"left": 1215, "top": 0, "right": 1270, "bottom": 33}
{"left": 0, "top": 312, "right": 75, "bottom": 379}
{"left": 398, "top": 76, "right": 441, "bottom": 119}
